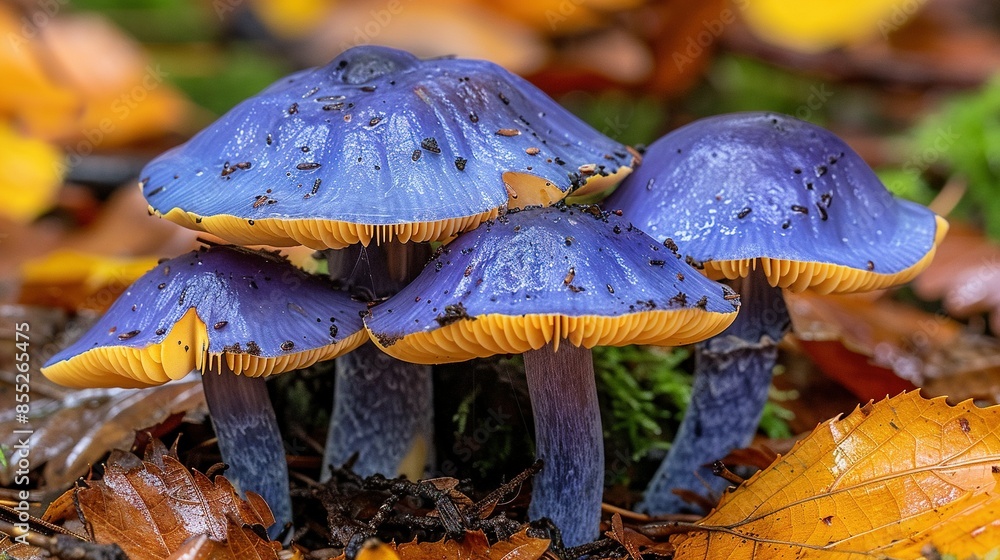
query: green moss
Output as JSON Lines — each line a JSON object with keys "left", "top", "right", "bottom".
{"left": 909, "top": 76, "right": 1000, "bottom": 237}
{"left": 595, "top": 345, "right": 795, "bottom": 485}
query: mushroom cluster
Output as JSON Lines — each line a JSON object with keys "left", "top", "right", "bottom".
{"left": 42, "top": 43, "right": 947, "bottom": 550}
{"left": 43, "top": 44, "right": 641, "bottom": 541}
{"left": 136, "top": 44, "right": 639, "bottom": 486}
{"left": 606, "top": 112, "right": 947, "bottom": 514}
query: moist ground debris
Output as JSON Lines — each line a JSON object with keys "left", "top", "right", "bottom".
{"left": 306, "top": 459, "right": 643, "bottom": 560}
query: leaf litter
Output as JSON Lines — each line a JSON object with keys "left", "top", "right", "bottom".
{"left": 661, "top": 392, "right": 1000, "bottom": 559}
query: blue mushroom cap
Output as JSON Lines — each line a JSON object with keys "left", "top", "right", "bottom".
{"left": 42, "top": 246, "right": 369, "bottom": 388}
{"left": 605, "top": 112, "right": 947, "bottom": 293}
{"left": 142, "top": 46, "right": 637, "bottom": 249}
{"left": 366, "top": 205, "right": 738, "bottom": 364}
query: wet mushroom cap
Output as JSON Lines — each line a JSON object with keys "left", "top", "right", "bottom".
{"left": 42, "top": 246, "right": 369, "bottom": 388}
{"left": 365, "top": 205, "right": 739, "bottom": 364}
{"left": 605, "top": 112, "right": 948, "bottom": 294}
{"left": 141, "top": 46, "right": 638, "bottom": 250}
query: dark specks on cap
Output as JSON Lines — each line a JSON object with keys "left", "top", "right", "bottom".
{"left": 421, "top": 137, "right": 441, "bottom": 154}
{"left": 435, "top": 303, "right": 473, "bottom": 326}
{"left": 118, "top": 330, "right": 140, "bottom": 340}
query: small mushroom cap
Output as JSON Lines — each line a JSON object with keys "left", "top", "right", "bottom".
{"left": 605, "top": 112, "right": 948, "bottom": 294}
{"left": 42, "top": 246, "right": 368, "bottom": 388}
{"left": 141, "top": 45, "right": 637, "bottom": 250}
{"left": 365, "top": 205, "right": 738, "bottom": 364}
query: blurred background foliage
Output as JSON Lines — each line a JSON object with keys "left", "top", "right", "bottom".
{"left": 3, "top": 0, "right": 1000, "bottom": 497}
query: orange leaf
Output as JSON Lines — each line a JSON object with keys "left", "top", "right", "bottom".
{"left": 356, "top": 529, "right": 549, "bottom": 560}
{"left": 670, "top": 392, "right": 1000, "bottom": 558}
{"left": 75, "top": 441, "right": 279, "bottom": 560}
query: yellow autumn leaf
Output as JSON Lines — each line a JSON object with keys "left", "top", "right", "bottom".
{"left": 249, "top": 0, "right": 338, "bottom": 38}
{"left": 19, "top": 249, "right": 159, "bottom": 312}
{"left": 670, "top": 392, "right": 1000, "bottom": 559}
{"left": 739, "top": 0, "right": 926, "bottom": 53}
{"left": 344, "top": 530, "right": 549, "bottom": 560}
{"left": 0, "top": 123, "right": 63, "bottom": 223}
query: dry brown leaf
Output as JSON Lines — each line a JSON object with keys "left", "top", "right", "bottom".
{"left": 668, "top": 392, "right": 1000, "bottom": 558}
{"left": 0, "top": 537, "right": 44, "bottom": 560}
{"left": 76, "top": 441, "right": 280, "bottom": 560}
{"left": 608, "top": 513, "right": 674, "bottom": 559}
{"left": 0, "top": 377, "right": 205, "bottom": 491}
{"left": 787, "top": 291, "right": 1000, "bottom": 404}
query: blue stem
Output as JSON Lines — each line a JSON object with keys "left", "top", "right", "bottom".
{"left": 323, "top": 343, "right": 434, "bottom": 479}
{"left": 202, "top": 369, "right": 291, "bottom": 539}
{"left": 641, "top": 268, "right": 789, "bottom": 514}
{"left": 524, "top": 343, "right": 604, "bottom": 547}
{"left": 322, "top": 243, "right": 435, "bottom": 481}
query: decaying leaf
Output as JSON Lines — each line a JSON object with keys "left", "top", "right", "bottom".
{"left": 607, "top": 513, "right": 674, "bottom": 559}
{"left": 667, "top": 392, "right": 1000, "bottom": 558}
{"left": 787, "top": 290, "right": 1000, "bottom": 404}
{"left": 0, "top": 377, "right": 206, "bottom": 492}
{"left": 75, "top": 440, "right": 280, "bottom": 560}
{"left": 0, "top": 537, "right": 45, "bottom": 560}
{"left": 914, "top": 225, "right": 1000, "bottom": 334}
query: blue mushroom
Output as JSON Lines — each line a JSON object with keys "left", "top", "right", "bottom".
{"left": 138, "top": 45, "right": 639, "bottom": 485}
{"left": 140, "top": 45, "right": 639, "bottom": 250}
{"left": 42, "top": 246, "right": 369, "bottom": 538}
{"left": 605, "top": 112, "right": 948, "bottom": 514}
{"left": 365, "top": 205, "right": 737, "bottom": 546}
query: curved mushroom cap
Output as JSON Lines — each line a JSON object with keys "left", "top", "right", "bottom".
{"left": 141, "top": 45, "right": 637, "bottom": 250}
{"left": 605, "top": 112, "right": 948, "bottom": 294}
{"left": 42, "top": 246, "right": 368, "bottom": 389}
{"left": 366, "top": 205, "right": 739, "bottom": 364}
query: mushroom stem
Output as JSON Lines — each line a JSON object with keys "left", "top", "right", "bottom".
{"left": 323, "top": 343, "right": 433, "bottom": 479}
{"left": 523, "top": 342, "right": 604, "bottom": 547}
{"left": 322, "top": 242, "right": 434, "bottom": 480}
{"left": 641, "top": 267, "right": 789, "bottom": 514}
{"left": 202, "top": 368, "right": 291, "bottom": 538}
